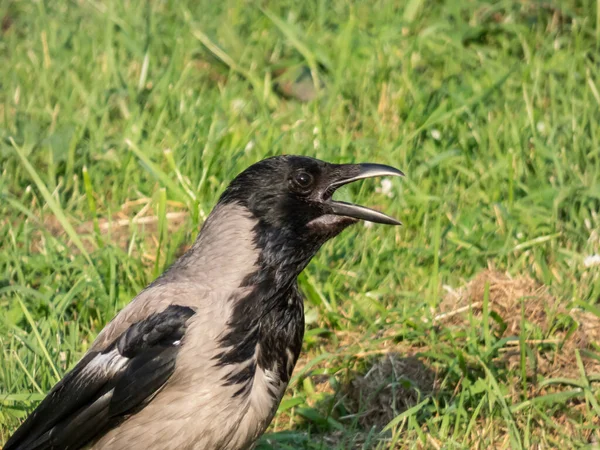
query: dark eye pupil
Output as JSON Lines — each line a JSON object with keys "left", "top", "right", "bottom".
{"left": 295, "top": 172, "right": 312, "bottom": 187}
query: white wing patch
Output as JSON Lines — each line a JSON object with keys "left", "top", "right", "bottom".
{"left": 83, "top": 348, "right": 129, "bottom": 378}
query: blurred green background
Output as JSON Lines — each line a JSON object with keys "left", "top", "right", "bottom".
{"left": 1, "top": 0, "right": 600, "bottom": 448}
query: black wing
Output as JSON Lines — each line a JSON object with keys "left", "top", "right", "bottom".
{"left": 5, "top": 305, "right": 196, "bottom": 450}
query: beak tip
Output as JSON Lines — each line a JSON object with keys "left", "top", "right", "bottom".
{"left": 365, "top": 217, "right": 402, "bottom": 226}
{"left": 382, "top": 167, "right": 405, "bottom": 178}
{"left": 357, "top": 163, "right": 405, "bottom": 179}
{"left": 384, "top": 218, "right": 403, "bottom": 226}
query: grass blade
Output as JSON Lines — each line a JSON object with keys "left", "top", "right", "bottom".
{"left": 9, "top": 138, "right": 105, "bottom": 295}
{"left": 15, "top": 296, "right": 61, "bottom": 382}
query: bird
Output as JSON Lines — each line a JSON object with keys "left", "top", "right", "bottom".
{"left": 5, "top": 155, "right": 404, "bottom": 450}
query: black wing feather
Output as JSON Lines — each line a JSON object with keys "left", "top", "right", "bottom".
{"left": 4, "top": 305, "right": 195, "bottom": 450}
{"left": 109, "top": 346, "right": 178, "bottom": 415}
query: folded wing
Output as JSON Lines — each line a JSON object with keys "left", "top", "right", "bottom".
{"left": 5, "top": 304, "right": 196, "bottom": 450}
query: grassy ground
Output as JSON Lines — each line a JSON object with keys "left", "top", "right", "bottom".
{"left": 1, "top": 0, "right": 600, "bottom": 448}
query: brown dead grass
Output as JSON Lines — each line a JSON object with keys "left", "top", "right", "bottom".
{"left": 29, "top": 200, "right": 190, "bottom": 264}
{"left": 437, "top": 269, "right": 600, "bottom": 380}
{"left": 342, "top": 353, "right": 437, "bottom": 429}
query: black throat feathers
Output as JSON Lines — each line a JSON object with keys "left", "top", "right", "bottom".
{"left": 214, "top": 220, "right": 332, "bottom": 395}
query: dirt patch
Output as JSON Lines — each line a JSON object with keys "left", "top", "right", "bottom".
{"left": 437, "top": 269, "right": 600, "bottom": 380}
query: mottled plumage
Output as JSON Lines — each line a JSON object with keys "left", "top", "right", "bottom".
{"left": 6, "top": 155, "right": 403, "bottom": 450}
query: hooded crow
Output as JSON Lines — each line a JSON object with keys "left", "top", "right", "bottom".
{"left": 5, "top": 155, "right": 404, "bottom": 450}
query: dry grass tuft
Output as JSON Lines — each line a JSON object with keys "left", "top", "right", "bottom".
{"left": 438, "top": 269, "right": 600, "bottom": 380}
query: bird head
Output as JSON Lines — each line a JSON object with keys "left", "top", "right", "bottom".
{"left": 219, "top": 155, "right": 403, "bottom": 242}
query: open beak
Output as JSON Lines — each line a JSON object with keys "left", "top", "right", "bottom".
{"left": 324, "top": 163, "right": 404, "bottom": 225}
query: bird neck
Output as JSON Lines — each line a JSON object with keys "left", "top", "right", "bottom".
{"left": 242, "top": 223, "right": 325, "bottom": 293}
{"left": 163, "top": 203, "right": 262, "bottom": 290}
{"left": 167, "top": 202, "right": 336, "bottom": 296}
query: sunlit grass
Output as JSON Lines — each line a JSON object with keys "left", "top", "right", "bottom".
{"left": 1, "top": 0, "right": 600, "bottom": 447}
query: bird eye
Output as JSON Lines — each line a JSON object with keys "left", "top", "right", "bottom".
{"left": 292, "top": 171, "right": 314, "bottom": 191}
{"left": 295, "top": 172, "right": 313, "bottom": 187}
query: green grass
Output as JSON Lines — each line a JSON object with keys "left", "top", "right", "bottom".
{"left": 1, "top": 0, "right": 600, "bottom": 448}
